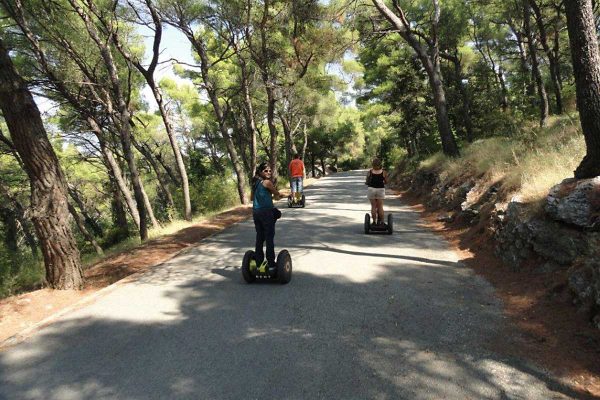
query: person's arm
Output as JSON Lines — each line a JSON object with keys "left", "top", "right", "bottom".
{"left": 383, "top": 170, "right": 389, "bottom": 184}
{"left": 263, "top": 179, "right": 281, "bottom": 200}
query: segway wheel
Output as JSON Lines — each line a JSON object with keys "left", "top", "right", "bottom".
{"left": 287, "top": 195, "right": 293, "bottom": 208}
{"left": 387, "top": 213, "right": 393, "bottom": 234}
{"left": 276, "top": 250, "right": 292, "bottom": 284}
{"left": 301, "top": 194, "right": 305, "bottom": 208}
{"left": 242, "top": 250, "right": 256, "bottom": 283}
{"left": 364, "top": 213, "right": 371, "bottom": 234}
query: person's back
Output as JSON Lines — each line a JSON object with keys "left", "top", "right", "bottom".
{"left": 288, "top": 155, "right": 305, "bottom": 201}
{"left": 289, "top": 158, "right": 304, "bottom": 178}
{"left": 368, "top": 169, "right": 386, "bottom": 188}
{"left": 367, "top": 158, "right": 387, "bottom": 225}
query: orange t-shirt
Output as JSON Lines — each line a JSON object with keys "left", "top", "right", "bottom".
{"left": 289, "top": 159, "right": 304, "bottom": 177}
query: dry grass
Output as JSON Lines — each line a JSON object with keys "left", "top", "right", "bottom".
{"left": 418, "top": 115, "right": 585, "bottom": 202}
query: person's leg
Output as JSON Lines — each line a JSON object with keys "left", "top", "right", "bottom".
{"left": 262, "top": 210, "right": 276, "bottom": 269}
{"left": 253, "top": 212, "right": 265, "bottom": 266}
{"left": 296, "top": 178, "right": 303, "bottom": 201}
{"left": 369, "top": 198, "right": 378, "bottom": 223}
{"left": 376, "top": 199, "right": 384, "bottom": 223}
{"left": 290, "top": 178, "right": 297, "bottom": 200}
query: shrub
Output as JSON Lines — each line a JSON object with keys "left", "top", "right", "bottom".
{"left": 0, "top": 247, "right": 44, "bottom": 298}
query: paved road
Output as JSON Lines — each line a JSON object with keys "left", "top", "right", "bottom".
{"left": 0, "top": 171, "right": 579, "bottom": 399}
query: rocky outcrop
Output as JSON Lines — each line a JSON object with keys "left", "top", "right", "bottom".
{"left": 411, "top": 170, "right": 600, "bottom": 328}
{"left": 568, "top": 260, "right": 600, "bottom": 329}
{"left": 494, "top": 199, "right": 590, "bottom": 268}
{"left": 546, "top": 177, "right": 600, "bottom": 230}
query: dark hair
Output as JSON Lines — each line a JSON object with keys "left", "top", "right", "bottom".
{"left": 372, "top": 158, "right": 382, "bottom": 169}
{"left": 255, "top": 161, "right": 270, "bottom": 177}
{"left": 293, "top": 153, "right": 300, "bottom": 159}
{"left": 252, "top": 161, "right": 270, "bottom": 189}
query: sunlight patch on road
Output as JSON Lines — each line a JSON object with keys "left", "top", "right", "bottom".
{"left": 299, "top": 260, "right": 390, "bottom": 283}
{"left": 244, "top": 327, "right": 313, "bottom": 339}
{"left": 69, "top": 284, "right": 185, "bottom": 324}
{"left": 171, "top": 377, "right": 197, "bottom": 396}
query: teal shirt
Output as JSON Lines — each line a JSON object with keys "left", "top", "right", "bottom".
{"left": 253, "top": 180, "right": 273, "bottom": 210}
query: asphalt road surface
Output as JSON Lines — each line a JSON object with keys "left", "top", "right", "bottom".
{"left": 0, "top": 171, "right": 579, "bottom": 399}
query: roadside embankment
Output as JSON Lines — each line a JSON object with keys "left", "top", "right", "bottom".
{"left": 391, "top": 115, "right": 600, "bottom": 396}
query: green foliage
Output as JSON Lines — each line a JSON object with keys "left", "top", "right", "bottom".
{"left": 189, "top": 174, "right": 239, "bottom": 214}
{"left": 0, "top": 247, "right": 44, "bottom": 299}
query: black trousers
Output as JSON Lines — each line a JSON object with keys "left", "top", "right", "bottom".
{"left": 253, "top": 208, "right": 276, "bottom": 267}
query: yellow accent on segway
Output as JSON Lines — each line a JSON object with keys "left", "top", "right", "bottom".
{"left": 257, "top": 260, "right": 268, "bottom": 273}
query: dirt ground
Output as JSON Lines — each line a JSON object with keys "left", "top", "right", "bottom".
{"left": 399, "top": 190, "right": 600, "bottom": 399}
{"left": 1, "top": 183, "right": 600, "bottom": 398}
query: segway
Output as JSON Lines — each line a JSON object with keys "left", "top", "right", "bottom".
{"left": 287, "top": 192, "right": 306, "bottom": 208}
{"left": 241, "top": 249, "right": 292, "bottom": 284}
{"left": 364, "top": 213, "right": 393, "bottom": 235}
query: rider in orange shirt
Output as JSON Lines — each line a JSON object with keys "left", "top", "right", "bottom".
{"left": 288, "top": 153, "right": 305, "bottom": 202}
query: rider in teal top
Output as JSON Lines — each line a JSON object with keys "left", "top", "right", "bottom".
{"left": 251, "top": 162, "right": 282, "bottom": 274}
{"left": 253, "top": 176, "right": 274, "bottom": 210}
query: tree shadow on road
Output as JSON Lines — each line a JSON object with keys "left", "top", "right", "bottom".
{"left": 0, "top": 257, "right": 592, "bottom": 399}
{"left": 0, "top": 171, "right": 594, "bottom": 399}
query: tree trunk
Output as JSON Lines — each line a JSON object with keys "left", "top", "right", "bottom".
{"left": 498, "top": 65, "right": 510, "bottom": 112}
{"left": 301, "top": 123, "right": 308, "bottom": 178}
{"left": 0, "top": 180, "right": 38, "bottom": 255}
{"left": 133, "top": 139, "right": 175, "bottom": 214}
{"left": 109, "top": 0, "right": 192, "bottom": 221}
{"left": 94, "top": 123, "right": 141, "bottom": 229}
{"left": 183, "top": 30, "right": 249, "bottom": 204}
{"left": 320, "top": 157, "right": 326, "bottom": 177}
{"left": 117, "top": 119, "right": 148, "bottom": 240}
{"left": 280, "top": 114, "right": 298, "bottom": 169}
{"left": 137, "top": 175, "right": 160, "bottom": 229}
{"left": 0, "top": 38, "right": 83, "bottom": 289}
{"left": 427, "top": 62, "right": 460, "bottom": 155}
{"left": 107, "top": 170, "right": 130, "bottom": 242}
{"left": 523, "top": 0, "right": 550, "bottom": 126}
{"left": 237, "top": 50, "right": 259, "bottom": 176}
{"left": 71, "top": 0, "right": 148, "bottom": 241}
{"left": 448, "top": 55, "right": 474, "bottom": 143}
{"left": 68, "top": 203, "right": 103, "bottom": 255}
{"left": 509, "top": 21, "right": 536, "bottom": 100}
{"left": 68, "top": 184, "right": 103, "bottom": 237}
{"left": 265, "top": 89, "right": 280, "bottom": 181}
{"left": 565, "top": 0, "right": 600, "bottom": 178}
{"left": 371, "top": 0, "right": 459, "bottom": 156}
{"left": 529, "top": 0, "right": 564, "bottom": 114}
{"left": 150, "top": 84, "right": 192, "bottom": 220}
{"left": 152, "top": 146, "right": 180, "bottom": 185}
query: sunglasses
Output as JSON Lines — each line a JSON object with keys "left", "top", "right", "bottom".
{"left": 262, "top": 169, "right": 272, "bottom": 173}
